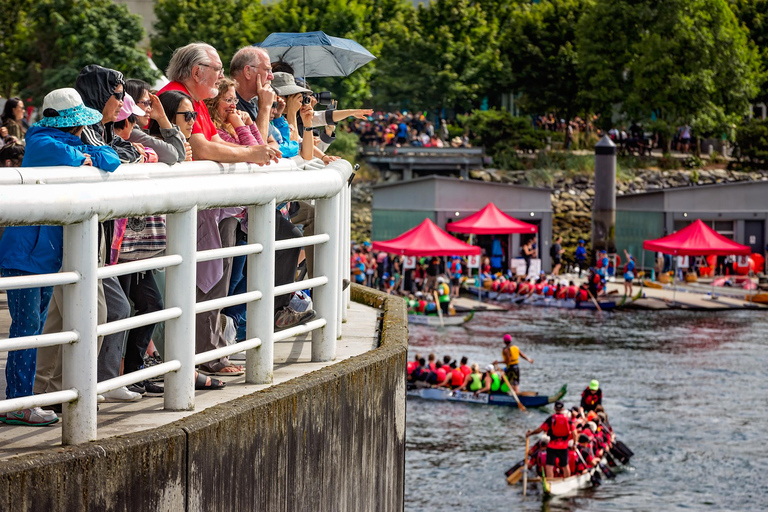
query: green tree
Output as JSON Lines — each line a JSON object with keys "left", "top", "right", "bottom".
{"left": 0, "top": 0, "right": 32, "bottom": 97}
{"left": 578, "top": 0, "right": 761, "bottom": 143}
{"left": 501, "top": 0, "right": 592, "bottom": 119}
{"left": 730, "top": 0, "right": 768, "bottom": 103}
{"left": 372, "top": 0, "right": 504, "bottom": 112}
{"left": 151, "top": 0, "right": 268, "bottom": 77}
{"left": 13, "top": 0, "right": 158, "bottom": 103}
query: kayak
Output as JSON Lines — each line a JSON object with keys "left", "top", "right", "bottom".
{"left": 408, "top": 311, "right": 474, "bottom": 326}
{"left": 407, "top": 384, "right": 567, "bottom": 408}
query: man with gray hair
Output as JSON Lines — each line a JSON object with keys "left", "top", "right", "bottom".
{"left": 230, "top": 46, "right": 276, "bottom": 149}
{"left": 159, "top": 42, "right": 280, "bottom": 164}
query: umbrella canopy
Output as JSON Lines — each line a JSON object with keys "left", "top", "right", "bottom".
{"left": 446, "top": 202, "right": 538, "bottom": 235}
{"left": 642, "top": 219, "right": 751, "bottom": 256}
{"left": 372, "top": 218, "right": 481, "bottom": 257}
{"left": 255, "top": 31, "right": 376, "bottom": 78}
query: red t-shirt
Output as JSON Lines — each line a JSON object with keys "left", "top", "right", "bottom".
{"left": 158, "top": 81, "right": 217, "bottom": 141}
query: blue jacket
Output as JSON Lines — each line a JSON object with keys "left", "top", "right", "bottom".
{"left": 0, "top": 126, "right": 120, "bottom": 275}
{"left": 272, "top": 117, "right": 300, "bottom": 158}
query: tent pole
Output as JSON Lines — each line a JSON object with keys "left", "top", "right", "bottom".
{"left": 641, "top": 250, "right": 645, "bottom": 297}
{"left": 673, "top": 257, "right": 678, "bottom": 306}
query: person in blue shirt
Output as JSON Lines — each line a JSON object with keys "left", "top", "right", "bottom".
{"left": 623, "top": 249, "right": 636, "bottom": 297}
{"left": 0, "top": 88, "right": 119, "bottom": 427}
{"left": 596, "top": 249, "right": 609, "bottom": 279}
{"left": 575, "top": 239, "right": 587, "bottom": 277}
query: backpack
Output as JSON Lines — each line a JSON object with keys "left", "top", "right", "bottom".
{"left": 550, "top": 245, "right": 557, "bottom": 258}
{"left": 549, "top": 413, "right": 571, "bottom": 439}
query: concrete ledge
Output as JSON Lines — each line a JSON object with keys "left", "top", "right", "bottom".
{"left": 0, "top": 285, "right": 407, "bottom": 512}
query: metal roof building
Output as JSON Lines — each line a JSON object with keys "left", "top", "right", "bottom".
{"left": 372, "top": 176, "right": 554, "bottom": 271}
{"left": 616, "top": 180, "right": 768, "bottom": 263}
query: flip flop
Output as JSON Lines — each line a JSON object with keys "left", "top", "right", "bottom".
{"left": 198, "top": 365, "right": 244, "bottom": 376}
{"left": 195, "top": 372, "right": 226, "bottom": 390}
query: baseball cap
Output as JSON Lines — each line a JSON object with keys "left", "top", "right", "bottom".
{"left": 502, "top": 334, "right": 512, "bottom": 344}
{"left": 589, "top": 379, "right": 599, "bottom": 391}
{"left": 116, "top": 93, "right": 146, "bottom": 123}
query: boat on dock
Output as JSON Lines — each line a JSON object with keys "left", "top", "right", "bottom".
{"left": 407, "top": 311, "right": 474, "bottom": 326}
{"left": 407, "top": 383, "right": 566, "bottom": 408}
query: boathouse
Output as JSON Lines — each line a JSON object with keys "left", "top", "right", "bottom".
{"left": 372, "top": 176, "right": 554, "bottom": 271}
{"left": 616, "top": 180, "right": 768, "bottom": 263}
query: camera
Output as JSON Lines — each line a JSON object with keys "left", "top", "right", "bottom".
{"left": 301, "top": 93, "right": 312, "bottom": 105}
{"left": 271, "top": 101, "right": 278, "bottom": 109}
{"left": 313, "top": 91, "right": 332, "bottom": 106}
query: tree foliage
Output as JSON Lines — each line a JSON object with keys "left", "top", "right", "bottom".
{"left": 577, "top": 0, "right": 761, "bottom": 138}
{"left": 502, "top": 0, "right": 592, "bottom": 119}
{"left": 2, "top": 0, "right": 158, "bottom": 103}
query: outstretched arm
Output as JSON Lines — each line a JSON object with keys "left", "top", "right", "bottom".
{"left": 519, "top": 350, "right": 534, "bottom": 364}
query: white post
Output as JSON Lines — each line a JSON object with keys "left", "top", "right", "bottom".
{"left": 344, "top": 181, "right": 351, "bottom": 313}
{"left": 247, "top": 201, "right": 275, "bottom": 383}
{"left": 164, "top": 207, "right": 197, "bottom": 410}
{"left": 61, "top": 215, "right": 98, "bottom": 445}
{"left": 313, "top": 192, "right": 341, "bottom": 361}
{"left": 339, "top": 185, "right": 348, "bottom": 331}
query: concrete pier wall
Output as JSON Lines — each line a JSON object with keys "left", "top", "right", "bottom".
{"left": 0, "top": 286, "right": 407, "bottom": 512}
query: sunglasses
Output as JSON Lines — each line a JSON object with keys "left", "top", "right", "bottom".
{"left": 112, "top": 91, "right": 125, "bottom": 101}
{"left": 136, "top": 100, "right": 152, "bottom": 108}
{"left": 177, "top": 111, "right": 198, "bottom": 123}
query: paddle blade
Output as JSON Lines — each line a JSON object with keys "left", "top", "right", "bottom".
{"left": 505, "top": 460, "right": 524, "bottom": 477}
{"left": 507, "top": 467, "right": 523, "bottom": 485}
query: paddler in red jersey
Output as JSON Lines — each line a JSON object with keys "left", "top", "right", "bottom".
{"left": 580, "top": 379, "right": 603, "bottom": 414}
{"left": 526, "top": 401, "right": 575, "bottom": 479}
{"left": 494, "top": 334, "right": 534, "bottom": 394}
{"left": 406, "top": 353, "right": 421, "bottom": 376}
{"left": 566, "top": 280, "right": 578, "bottom": 299}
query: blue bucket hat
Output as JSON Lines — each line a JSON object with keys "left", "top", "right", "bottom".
{"left": 34, "top": 88, "right": 102, "bottom": 129}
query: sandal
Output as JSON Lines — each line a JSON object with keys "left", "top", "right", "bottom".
{"left": 195, "top": 372, "right": 226, "bottom": 390}
{"left": 198, "top": 364, "right": 244, "bottom": 376}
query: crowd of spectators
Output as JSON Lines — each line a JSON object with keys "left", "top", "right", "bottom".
{"left": 346, "top": 112, "right": 471, "bottom": 149}
{"left": 0, "top": 42, "right": 371, "bottom": 426}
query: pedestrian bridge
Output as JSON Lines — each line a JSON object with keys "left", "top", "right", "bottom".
{"left": 0, "top": 159, "right": 407, "bottom": 511}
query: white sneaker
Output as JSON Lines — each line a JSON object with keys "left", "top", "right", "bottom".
{"left": 103, "top": 386, "right": 142, "bottom": 402}
{"left": 3, "top": 407, "right": 59, "bottom": 426}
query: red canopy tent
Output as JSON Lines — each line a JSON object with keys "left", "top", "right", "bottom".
{"left": 446, "top": 203, "right": 538, "bottom": 234}
{"left": 642, "top": 219, "right": 751, "bottom": 303}
{"left": 372, "top": 218, "right": 481, "bottom": 256}
{"left": 642, "top": 219, "right": 750, "bottom": 256}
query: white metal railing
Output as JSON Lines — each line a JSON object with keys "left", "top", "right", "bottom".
{"left": 0, "top": 157, "right": 353, "bottom": 444}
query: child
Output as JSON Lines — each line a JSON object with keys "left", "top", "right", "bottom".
{"left": 0, "top": 88, "right": 119, "bottom": 426}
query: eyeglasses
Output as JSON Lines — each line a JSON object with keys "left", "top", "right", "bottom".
{"left": 112, "top": 91, "right": 125, "bottom": 101}
{"left": 177, "top": 111, "right": 198, "bottom": 122}
{"left": 199, "top": 63, "right": 224, "bottom": 74}
{"left": 136, "top": 100, "right": 152, "bottom": 108}
{"left": 222, "top": 97, "right": 238, "bottom": 105}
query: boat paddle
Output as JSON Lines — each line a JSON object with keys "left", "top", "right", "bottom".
{"left": 433, "top": 291, "right": 444, "bottom": 327}
{"left": 587, "top": 289, "right": 603, "bottom": 312}
{"left": 523, "top": 435, "right": 530, "bottom": 496}
{"left": 502, "top": 374, "right": 526, "bottom": 412}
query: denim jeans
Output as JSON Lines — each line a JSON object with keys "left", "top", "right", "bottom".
{"left": 2, "top": 268, "right": 53, "bottom": 399}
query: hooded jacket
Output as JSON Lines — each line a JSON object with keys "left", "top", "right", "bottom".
{"left": 0, "top": 126, "right": 120, "bottom": 275}
{"left": 75, "top": 65, "right": 141, "bottom": 163}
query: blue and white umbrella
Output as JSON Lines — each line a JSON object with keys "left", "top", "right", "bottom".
{"left": 255, "top": 31, "right": 376, "bottom": 78}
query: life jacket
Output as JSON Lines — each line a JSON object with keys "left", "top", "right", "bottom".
{"left": 578, "top": 288, "right": 588, "bottom": 301}
{"left": 492, "top": 280, "right": 501, "bottom": 292}
{"left": 556, "top": 287, "right": 567, "bottom": 299}
{"left": 549, "top": 413, "right": 571, "bottom": 440}
{"left": 407, "top": 361, "right": 417, "bottom": 374}
{"left": 450, "top": 260, "right": 462, "bottom": 276}
{"left": 417, "top": 299, "right": 427, "bottom": 313}
{"left": 429, "top": 362, "right": 436, "bottom": 371}
{"left": 534, "top": 283, "right": 544, "bottom": 295}
{"left": 518, "top": 282, "right": 530, "bottom": 294}
{"left": 469, "top": 373, "right": 483, "bottom": 392}
{"left": 545, "top": 285, "right": 555, "bottom": 297}
{"left": 582, "top": 388, "right": 602, "bottom": 410}
{"left": 537, "top": 450, "right": 547, "bottom": 470}
{"left": 460, "top": 364, "right": 472, "bottom": 377}
{"left": 568, "top": 449, "right": 578, "bottom": 475}
{"left": 500, "top": 380, "right": 510, "bottom": 394}
{"left": 566, "top": 286, "right": 578, "bottom": 299}
{"left": 506, "top": 281, "right": 518, "bottom": 293}
{"left": 506, "top": 345, "right": 520, "bottom": 366}
{"left": 490, "top": 372, "right": 501, "bottom": 392}
{"left": 435, "top": 367, "right": 447, "bottom": 383}
{"left": 451, "top": 369, "right": 464, "bottom": 387}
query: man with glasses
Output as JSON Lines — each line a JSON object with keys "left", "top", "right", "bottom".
{"left": 230, "top": 46, "right": 277, "bottom": 150}
{"left": 159, "top": 42, "right": 280, "bottom": 165}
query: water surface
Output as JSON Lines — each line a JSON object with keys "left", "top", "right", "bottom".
{"left": 406, "top": 307, "right": 768, "bottom": 511}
